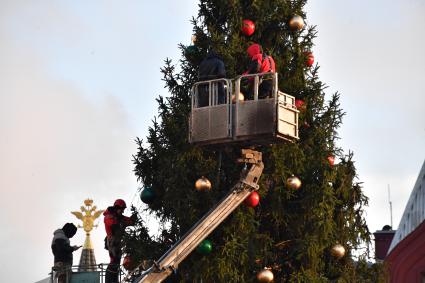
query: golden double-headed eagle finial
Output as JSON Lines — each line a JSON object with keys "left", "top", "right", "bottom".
{"left": 71, "top": 199, "right": 104, "bottom": 234}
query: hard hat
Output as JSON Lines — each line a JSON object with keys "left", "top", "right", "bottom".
{"left": 114, "top": 199, "right": 127, "bottom": 208}
{"left": 247, "top": 43, "right": 262, "bottom": 58}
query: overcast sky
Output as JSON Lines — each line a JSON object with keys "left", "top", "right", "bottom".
{"left": 0, "top": 1, "right": 424, "bottom": 282}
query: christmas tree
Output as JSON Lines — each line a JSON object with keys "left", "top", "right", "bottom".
{"left": 126, "top": 1, "right": 384, "bottom": 282}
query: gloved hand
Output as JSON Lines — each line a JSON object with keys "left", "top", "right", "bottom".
{"left": 73, "top": 245, "right": 82, "bottom": 251}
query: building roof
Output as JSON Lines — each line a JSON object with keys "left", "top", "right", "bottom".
{"left": 386, "top": 218, "right": 425, "bottom": 282}
{"left": 34, "top": 278, "right": 50, "bottom": 283}
{"left": 387, "top": 160, "right": 425, "bottom": 254}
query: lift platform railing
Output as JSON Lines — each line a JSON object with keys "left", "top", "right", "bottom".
{"left": 50, "top": 263, "right": 124, "bottom": 283}
{"left": 189, "top": 78, "right": 233, "bottom": 144}
{"left": 190, "top": 72, "right": 279, "bottom": 106}
{"left": 191, "top": 72, "right": 293, "bottom": 106}
{"left": 189, "top": 72, "right": 298, "bottom": 145}
{"left": 233, "top": 72, "right": 298, "bottom": 142}
{"left": 124, "top": 150, "right": 264, "bottom": 283}
{"left": 234, "top": 72, "right": 279, "bottom": 102}
{"left": 191, "top": 78, "right": 232, "bottom": 108}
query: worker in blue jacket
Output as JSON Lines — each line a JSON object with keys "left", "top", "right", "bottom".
{"left": 197, "top": 50, "right": 226, "bottom": 107}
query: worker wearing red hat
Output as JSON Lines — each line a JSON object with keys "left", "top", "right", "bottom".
{"left": 243, "top": 43, "right": 276, "bottom": 99}
{"left": 104, "top": 199, "right": 136, "bottom": 283}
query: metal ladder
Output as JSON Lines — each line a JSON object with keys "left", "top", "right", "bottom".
{"left": 123, "top": 149, "right": 264, "bottom": 283}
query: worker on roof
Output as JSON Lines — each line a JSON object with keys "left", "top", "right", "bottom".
{"left": 197, "top": 50, "right": 226, "bottom": 107}
{"left": 51, "top": 223, "right": 81, "bottom": 283}
{"left": 104, "top": 199, "right": 137, "bottom": 283}
{"left": 243, "top": 43, "right": 276, "bottom": 99}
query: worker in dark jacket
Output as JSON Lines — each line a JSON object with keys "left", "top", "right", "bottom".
{"left": 198, "top": 51, "right": 226, "bottom": 107}
{"left": 104, "top": 199, "right": 136, "bottom": 283}
{"left": 243, "top": 43, "right": 276, "bottom": 99}
{"left": 51, "top": 223, "right": 81, "bottom": 283}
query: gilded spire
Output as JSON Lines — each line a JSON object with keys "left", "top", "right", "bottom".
{"left": 71, "top": 198, "right": 104, "bottom": 234}
{"left": 71, "top": 199, "right": 104, "bottom": 271}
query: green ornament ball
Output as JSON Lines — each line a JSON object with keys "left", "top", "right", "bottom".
{"left": 197, "top": 239, "right": 212, "bottom": 255}
{"left": 184, "top": 45, "right": 198, "bottom": 58}
{"left": 140, "top": 186, "right": 155, "bottom": 204}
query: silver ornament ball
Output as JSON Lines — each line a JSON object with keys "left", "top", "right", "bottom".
{"left": 331, "top": 244, "right": 346, "bottom": 259}
{"left": 289, "top": 15, "right": 305, "bottom": 31}
{"left": 256, "top": 268, "right": 274, "bottom": 283}
{"left": 286, "top": 175, "right": 302, "bottom": 190}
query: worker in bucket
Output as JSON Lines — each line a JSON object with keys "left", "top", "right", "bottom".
{"left": 242, "top": 43, "right": 276, "bottom": 99}
{"left": 197, "top": 50, "right": 227, "bottom": 107}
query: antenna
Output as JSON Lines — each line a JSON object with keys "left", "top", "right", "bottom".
{"left": 388, "top": 184, "right": 393, "bottom": 228}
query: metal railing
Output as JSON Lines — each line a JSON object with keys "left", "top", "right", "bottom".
{"left": 191, "top": 73, "right": 279, "bottom": 106}
{"left": 234, "top": 72, "right": 279, "bottom": 102}
{"left": 49, "top": 263, "right": 125, "bottom": 283}
{"left": 191, "top": 78, "right": 232, "bottom": 108}
{"left": 189, "top": 72, "right": 298, "bottom": 145}
{"left": 189, "top": 78, "right": 234, "bottom": 144}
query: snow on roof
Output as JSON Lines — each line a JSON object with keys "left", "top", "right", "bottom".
{"left": 387, "top": 160, "right": 425, "bottom": 255}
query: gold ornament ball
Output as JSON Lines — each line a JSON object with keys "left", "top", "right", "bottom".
{"left": 195, "top": 176, "right": 212, "bottom": 191}
{"left": 331, "top": 244, "right": 346, "bottom": 259}
{"left": 286, "top": 175, "right": 302, "bottom": 190}
{"left": 232, "top": 92, "right": 245, "bottom": 103}
{"left": 289, "top": 15, "right": 305, "bottom": 31}
{"left": 256, "top": 268, "right": 274, "bottom": 283}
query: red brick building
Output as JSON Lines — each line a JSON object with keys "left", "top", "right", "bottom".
{"left": 374, "top": 225, "right": 395, "bottom": 262}
{"left": 381, "top": 161, "right": 425, "bottom": 282}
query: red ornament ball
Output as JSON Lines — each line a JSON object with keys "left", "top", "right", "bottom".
{"left": 327, "top": 156, "right": 335, "bottom": 166}
{"left": 295, "top": 99, "right": 305, "bottom": 110}
{"left": 305, "top": 52, "right": 314, "bottom": 67}
{"left": 123, "top": 256, "right": 133, "bottom": 270}
{"left": 242, "top": 19, "right": 255, "bottom": 36}
{"left": 244, "top": 191, "right": 260, "bottom": 208}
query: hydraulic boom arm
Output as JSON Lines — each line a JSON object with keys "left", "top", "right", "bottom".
{"left": 123, "top": 149, "right": 264, "bottom": 283}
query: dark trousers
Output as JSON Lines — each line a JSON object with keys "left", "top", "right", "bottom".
{"left": 53, "top": 262, "right": 71, "bottom": 283}
{"left": 105, "top": 237, "right": 122, "bottom": 283}
{"left": 259, "top": 79, "right": 273, "bottom": 98}
{"left": 242, "top": 79, "right": 273, "bottom": 100}
{"left": 105, "top": 256, "right": 121, "bottom": 283}
{"left": 197, "top": 83, "right": 225, "bottom": 107}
